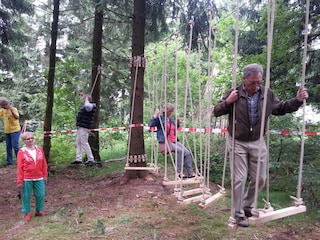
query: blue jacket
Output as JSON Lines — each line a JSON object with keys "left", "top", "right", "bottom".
{"left": 149, "top": 115, "right": 176, "bottom": 143}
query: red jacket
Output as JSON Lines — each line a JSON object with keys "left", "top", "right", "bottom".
{"left": 17, "top": 146, "right": 48, "bottom": 185}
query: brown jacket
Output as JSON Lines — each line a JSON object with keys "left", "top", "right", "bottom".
{"left": 213, "top": 84, "right": 302, "bottom": 141}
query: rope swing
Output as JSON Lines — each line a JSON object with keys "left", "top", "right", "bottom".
{"left": 227, "top": 0, "right": 241, "bottom": 229}
{"left": 125, "top": 56, "right": 159, "bottom": 172}
{"left": 199, "top": 6, "right": 226, "bottom": 209}
{"left": 246, "top": 0, "right": 309, "bottom": 225}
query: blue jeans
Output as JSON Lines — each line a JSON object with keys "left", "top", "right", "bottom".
{"left": 171, "top": 141, "right": 194, "bottom": 175}
{"left": 5, "top": 131, "right": 20, "bottom": 164}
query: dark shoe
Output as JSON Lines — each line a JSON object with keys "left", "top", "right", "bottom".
{"left": 71, "top": 161, "right": 82, "bottom": 165}
{"left": 178, "top": 174, "right": 187, "bottom": 179}
{"left": 244, "top": 208, "right": 253, "bottom": 217}
{"left": 2, "top": 162, "right": 13, "bottom": 167}
{"left": 187, "top": 174, "right": 196, "bottom": 178}
{"left": 237, "top": 217, "right": 249, "bottom": 227}
{"left": 84, "top": 160, "right": 96, "bottom": 166}
{"left": 35, "top": 211, "right": 47, "bottom": 217}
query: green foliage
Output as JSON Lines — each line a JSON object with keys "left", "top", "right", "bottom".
{"left": 49, "top": 134, "right": 77, "bottom": 164}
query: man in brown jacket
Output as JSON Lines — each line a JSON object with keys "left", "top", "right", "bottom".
{"left": 214, "top": 63, "right": 308, "bottom": 227}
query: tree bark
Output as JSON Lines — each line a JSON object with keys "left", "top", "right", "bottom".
{"left": 124, "top": 0, "right": 147, "bottom": 179}
{"left": 88, "top": 1, "right": 103, "bottom": 165}
{"left": 43, "top": 0, "right": 60, "bottom": 165}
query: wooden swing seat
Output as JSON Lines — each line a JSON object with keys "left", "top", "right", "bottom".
{"left": 248, "top": 205, "right": 306, "bottom": 224}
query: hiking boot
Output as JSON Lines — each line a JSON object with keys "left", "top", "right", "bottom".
{"left": 244, "top": 207, "right": 253, "bottom": 217}
{"left": 71, "top": 161, "right": 82, "bottom": 165}
{"left": 35, "top": 211, "right": 47, "bottom": 217}
{"left": 237, "top": 217, "right": 249, "bottom": 227}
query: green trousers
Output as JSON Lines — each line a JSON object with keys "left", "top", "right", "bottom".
{"left": 21, "top": 179, "right": 46, "bottom": 213}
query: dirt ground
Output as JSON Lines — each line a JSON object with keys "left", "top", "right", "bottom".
{"left": 0, "top": 165, "right": 319, "bottom": 240}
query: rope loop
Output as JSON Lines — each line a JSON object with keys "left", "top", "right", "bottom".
{"left": 197, "top": 33, "right": 202, "bottom": 44}
{"left": 130, "top": 56, "right": 146, "bottom": 68}
{"left": 188, "top": 18, "right": 195, "bottom": 28}
{"left": 97, "top": 64, "right": 102, "bottom": 74}
{"left": 213, "top": 26, "right": 218, "bottom": 34}
{"left": 184, "top": 45, "right": 189, "bottom": 54}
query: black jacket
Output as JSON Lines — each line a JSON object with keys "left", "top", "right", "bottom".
{"left": 76, "top": 103, "right": 96, "bottom": 129}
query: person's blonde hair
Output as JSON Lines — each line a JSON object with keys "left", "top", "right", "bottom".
{"left": 161, "top": 103, "right": 174, "bottom": 114}
{"left": 21, "top": 132, "right": 34, "bottom": 140}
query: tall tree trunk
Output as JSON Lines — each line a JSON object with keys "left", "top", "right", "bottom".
{"left": 124, "top": 0, "right": 147, "bottom": 179}
{"left": 43, "top": 0, "right": 59, "bottom": 165}
{"left": 88, "top": 1, "right": 103, "bottom": 164}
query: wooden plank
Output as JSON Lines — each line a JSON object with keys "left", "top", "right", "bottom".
{"left": 180, "top": 188, "right": 204, "bottom": 197}
{"left": 162, "top": 177, "right": 202, "bottom": 186}
{"left": 124, "top": 166, "right": 158, "bottom": 172}
{"left": 173, "top": 188, "right": 207, "bottom": 198}
{"left": 248, "top": 205, "right": 306, "bottom": 225}
{"left": 198, "top": 191, "right": 226, "bottom": 209}
{"left": 177, "top": 194, "right": 211, "bottom": 205}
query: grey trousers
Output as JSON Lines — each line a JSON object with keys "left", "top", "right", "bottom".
{"left": 228, "top": 135, "right": 267, "bottom": 218}
{"left": 76, "top": 127, "right": 94, "bottom": 162}
{"left": 171, "top": 141, "right": 194, "bottom": 175}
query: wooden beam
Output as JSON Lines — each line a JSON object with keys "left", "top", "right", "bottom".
{"left": 198, "top": 191, "right": 226, "bottom": 209}
{"left": 124, "top": 166, "right": 158, "bottom": 172}
{"left": 162, "top": 177, "right": 202, "bottom": 186}
{"left": 227, "top": 217, "right": 238, "bottom": 230}
{"left": 174, "top": 188, "right": 206, "bottom": 197}
{"left": 177, "top": 193, "right": 211, "bottom": 205}
{"left": 248, "top": 205, "right": 306, "bottom": 225}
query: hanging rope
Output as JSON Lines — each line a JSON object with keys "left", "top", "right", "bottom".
{"left": 197, "top": 33, "right": 204, "bottom": 186}
{"left": 145, "top": 56, "right": 157, "bottom": 169}
{"left": 203, "top": 7, "right": 213, "bottom": 193}
{"left": 252, "top": 0, "right": 276, "bottom": 212}
{"left": 295, "top": 0, "right": 309, "bottom": 204}
{"left": 228, "top": 0, "right": 240, "bottom": 226}
{"left": 90, "top": 65, "right": 102, "bottom": 97}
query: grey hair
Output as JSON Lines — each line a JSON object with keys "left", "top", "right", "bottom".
{"left": 0, "top": 97, "right": 9, "bottom": 105}
{"left": 243, "top": 64, "right": 264, "bottom": 78}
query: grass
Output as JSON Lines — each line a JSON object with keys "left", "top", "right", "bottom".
{"left": 7, "top": 196, "right": 317, "bottom": 240}
{"left": 1, "top": 135, "right": 320, "bottom": 239}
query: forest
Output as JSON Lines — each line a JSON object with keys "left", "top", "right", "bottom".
{"left": 0, "top": 0, "right": 320, "bottom": 239}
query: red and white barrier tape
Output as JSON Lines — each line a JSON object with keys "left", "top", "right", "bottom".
{"left": 42, "top": 124, "right": 320, "bottom": 136}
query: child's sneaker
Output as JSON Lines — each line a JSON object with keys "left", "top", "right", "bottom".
{"left": 25, "top": 215, "right": 31, "bottom": 221}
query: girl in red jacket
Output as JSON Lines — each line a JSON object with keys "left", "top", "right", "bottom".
{"left": 17, "top": 132, "right": 48, "bottom": 222}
